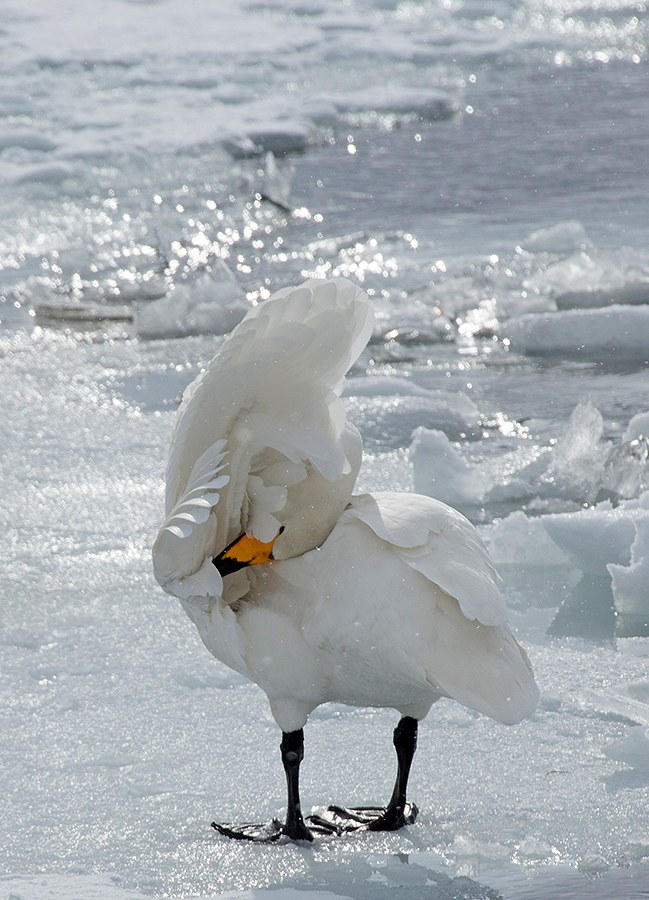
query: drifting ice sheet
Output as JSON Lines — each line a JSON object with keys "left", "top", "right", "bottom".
{"left": 505, "top": 305, "right": 649, "bottom": 358}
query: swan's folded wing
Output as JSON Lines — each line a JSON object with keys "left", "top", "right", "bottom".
{"left": 347, "top": 491, "right": 507, "bottom": 626}
{"left": 153, "top": 278, "right": 373, "bottom": 600}
{"left": 152, "top": 440, "right": 229, "bottom": 598}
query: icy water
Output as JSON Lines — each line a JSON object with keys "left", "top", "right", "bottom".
{"left": 2, "top": 1, "right": 649, "bottom": 898}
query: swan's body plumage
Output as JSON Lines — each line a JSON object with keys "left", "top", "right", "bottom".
{"left": 153, "top": 277, "right": 538, "bottom": 840}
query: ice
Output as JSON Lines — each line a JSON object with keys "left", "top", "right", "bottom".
{"left": 610, "top": 515, "right": 649, "bottom": 638}
{"left": 0, "top": 874, "right": 150, "bottom": 900}
{"left": 486, "top": 863, "right": 649, "bottom": 899}
{"left": 483, "top": 511, "right": 573, "bottom": 571}
{"left": 604, "top": 434, "right": 649, "bottom": 501}
{"left": 411, "top": 400, "right": 649, "bottom": 640}
{"left": 520, "top": 221, "right": 590, "bottom": 255}
{"left": 135, "top": 262, "right": 250, "bottom": 339}
{"left": 257, "top": 153, "right": 293, "bottom": 212}
{"left": 8, "top": 161, "right": 77, "bottom": 186}
{"left": 624, "top": 411, "right": 649, "bottom": 441}
{"left": 327, "top": 87, "right": 460, "bottom": 122}
{"left": 508, "top": 493, "right": 649, "bottom": 640}
{"left": 543, "top": 503, "right": 639, "bottom": 577}
{"left": 524, "top": 248, "right": 649, "bottom": 310}
{"left": 2, "top": 314, "right": 647, "bottom": 899}
{"left": 411, "top": 399, "right": 625, "bottom": 519}
{"left": 344, "top": 375, "right": 441, "bottom": 399}
{"left": 605, "top": 726, "right": 649, "bottom": 774}
{"left": 548, "top": 398, "right": 606, "bottom": 502}
{"left": 223, "top": 122, "right": 312, "bottom": 159}
{"left": 546, "top": 569, "right": 618, "bottom": 641}
{"left": 505, "top": 305, "right": 649, "bottom": 359}
{"left": 410, "top": 428, "right": 485, "bottom": 511}
{"left": 346, "top": 389, "right": 481, "bottom": 448}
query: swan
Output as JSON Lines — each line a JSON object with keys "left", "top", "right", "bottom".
{"left": 152, "top": 277, "right": 539, "bottom": 842}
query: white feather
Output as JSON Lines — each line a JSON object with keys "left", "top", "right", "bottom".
{"left": 347, "top": 492, "right": 506, "bottom": 626}
{"left": 156, "top": 278, "right": 373, "bottom": 590}
{"left": 152, "top": 277, "right": 538, "bottom": 741}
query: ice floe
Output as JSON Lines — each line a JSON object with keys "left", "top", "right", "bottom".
{"left": 136, "top": 261, "right": 249, "bottom": 339}
{"left": 222, "top": 120, "right": 312, "bottom": 159}
{"left": 486, "top": 493, "right": 649, "bottom": 640}
{"left": 412, "top": 398, "right": 648, "bottom": 518}
{"left": 525, "top": 248, "right": 649, "bottom": 310}
{"left": 327, "top": 86, "right": 460, "bottom": 122}
{"left": 609, "top": 514, "right": 649, "bottom": 638}
{"left": 505, "top": 305, "right": 649, "bottom": 359}
{"left": 520, "top": 221, "right": 591, "bottom": 255}
{"left": 413, "top": 400, "right": 649, "bottom": 638}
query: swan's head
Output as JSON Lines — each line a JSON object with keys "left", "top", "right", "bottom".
{"left": 213, "top": 527, "right": 285, "bottom": 577}
{"left": 153, "top": 422, "right": 363, "bottom": 603}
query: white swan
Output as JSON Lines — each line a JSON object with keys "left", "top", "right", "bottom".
{"left": 152, "top": 277, "right": 539, "bottom": 842}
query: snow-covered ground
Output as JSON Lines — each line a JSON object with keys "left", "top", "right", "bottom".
{"left": 2, "top": 1, "right": 649, "bottom": 898}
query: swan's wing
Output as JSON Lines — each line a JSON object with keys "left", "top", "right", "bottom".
{"left": 153, "top": 278, "right": 373, "bottom": 599}
{"left": 347, "top": 491, "right": 507, "bottom": 626}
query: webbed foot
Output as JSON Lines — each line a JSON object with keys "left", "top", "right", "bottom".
{"left": 211, "top": 818, "right": 314, "bottom": 843}
{"left": 307, "top": 802, "right": 418, "bottom": 834}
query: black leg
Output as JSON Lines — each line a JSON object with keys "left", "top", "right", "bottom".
{"left": 369, "top": 715, "right": 418, "bottom": 830}
{"left": 281, "top": 729, "right": 313, "bottom": 842}
{"left": 212, "top": 728, "right": 314, "bottom": 843}
{"left": 307, "top": 716, "right": 419, "bottom": 834}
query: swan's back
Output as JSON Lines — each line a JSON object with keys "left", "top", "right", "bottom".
{"left": 253, "top": 491, "right": 538, "bottom": 728}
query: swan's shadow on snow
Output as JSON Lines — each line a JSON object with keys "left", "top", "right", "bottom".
{"left": 272, "top": 852, "right": 503, "bottom": 900}
{"left": 267, "top": 852, "right": 649, "bottom": 900}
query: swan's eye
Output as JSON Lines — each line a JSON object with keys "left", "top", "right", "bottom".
{"left": 213, "top": 528, "right": 284, "bottom": 577}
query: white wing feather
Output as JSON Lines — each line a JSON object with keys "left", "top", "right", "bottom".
{"left": 347, "top": 492, "right": 507, "bottom": 627}
{"left": 153, "top": 277, "right": 373, "bottom": 599}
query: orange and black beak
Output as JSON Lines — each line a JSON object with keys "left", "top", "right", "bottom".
{"left": 213, "top": 527, "right": 284, "bottom": 577}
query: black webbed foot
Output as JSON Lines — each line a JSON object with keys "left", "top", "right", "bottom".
{"left": 211, "top": 818, "right": 314, "bottom": 843}
{"left": 307, "top": 802, "right": 418, "bottom": 834}
{"left": 211, "top": 717, "right": 420, "bottom": 844}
